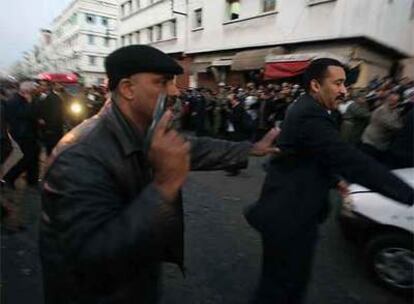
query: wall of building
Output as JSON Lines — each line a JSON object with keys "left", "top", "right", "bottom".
{"left": 117, "top": 0, "right": 186, "bottom": 54}
{"left": 114, "top": 0, "right": 413, "bottom": 88}
{"left": 400, "top": 58, "right": 414, "bottom": 79}
{"left": 46, "top": 0, "right": 118, "bottom": 85}
{"left": 186, "top": 0, "right": 413, "bottom": 56}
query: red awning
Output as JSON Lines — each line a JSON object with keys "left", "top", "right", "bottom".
{"left": 37, "top": 73, "right": 78, "bottom": 83}
{"left": 264, "top": 60, "right": 310, "bottom": 80}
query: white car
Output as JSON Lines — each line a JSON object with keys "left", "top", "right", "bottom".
{"left": 338, "top": 167, "right": 414, "bottom": 294}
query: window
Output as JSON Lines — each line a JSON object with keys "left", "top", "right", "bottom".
{"left": 194, "top": 8, "right": 203, "bottom": 28}
{"left": 411, "top": 0, "right": 414, "bottom": 20}
{"left": 127, "top": 0, "right": 132, "bottom": 14}
{"left": 69, "top": 13, "right": 77, "bottom": 24}
{"left": 121, "top": 36, "right": 126, "bottom": 46}
{"left": 136, "top": 0, "right": 141, "bottom": 9}
{"left": 262, "top": 0, "right": 276, "bottom": 12}
{"left": 170, "top": 20, "right": 177, "bottom": 37}
{"left": 147, "top": 27, "right": 153, "bottom": 42}
{"left": 129, "top": 33, "right": 134, "bottom": 45}
{"left": 102, "top": 17, "right": 108, "bottom": 26}
{"left": 135, "top": 31, "right": 141, "bottom": 44}
{"left": 86, "top": 14, "right": 95, "bottom": 24}
{"left": 307, "top": 0, "right": 336, "bottom": 5}
{"left": 104, "top": 37, "right": 110, "bottom": 47}
{"left": 89, "top": 55, "right": 96, "bottom": 66}
{"left": 88, "top": 34, "right": 95, "bottom": 45}
{"left": 155, "top": 24, "right": 162, "bottom": 41}
{"left": 227, "top": 0, "right": 240, "bottom": 20}
{"left": 121, "top": 4, "right": 125, "bottom": 16}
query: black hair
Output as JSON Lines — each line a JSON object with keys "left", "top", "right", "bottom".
{"left": 303, "top": 58, "right": 345, "bottom": 93}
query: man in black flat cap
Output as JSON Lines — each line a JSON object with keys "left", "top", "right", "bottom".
{"left": 39, "top": 45, "right": 279, "bottom": 304}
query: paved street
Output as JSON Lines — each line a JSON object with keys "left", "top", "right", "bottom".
{"left": 1, "top": 157, "right": 412, "bottom": 304}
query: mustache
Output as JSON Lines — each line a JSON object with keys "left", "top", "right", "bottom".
{"left": 336, "top": 94, "right": 345, "bottom": 100}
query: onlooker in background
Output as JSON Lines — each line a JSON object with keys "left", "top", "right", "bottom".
{"left": 0, "top": 105, "right": 23, "bottom": 230}
{"left": 361, "top": 91, "right": 403, "bottom": 163}
{"left": 216, "top": 84, "right": 230, "bottom": 138}
{"left": 203, "top": 89, "right": 217, "bottom": 136}
{"left": 192, "top": 88, "right": 207, "bottom": 136}
{"left": 37, "top": 81, "right": 64, "bottom": 155}
{"left": 225, "top": 93, "right": 254, "bottom": 176}
{"left": 341, "top": 92, "right": 371, "bottom": 145}
{"left": 3, "top": 81, "right": 40, "bottom": 188}
{"left": 255, "top": 89, "right": 273, "bottom": 140}
{"left": 387, "top": 102, "right": 413, "bottom": 168}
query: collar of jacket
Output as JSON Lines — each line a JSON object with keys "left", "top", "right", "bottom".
{"left": 103, "top": 100, "right": 144, "bottom": 156}
{"left": 14, "top": 93, "right": 29, "bottom": 103}
{"left": 304, "top": 94, "right": 335, "bottom": 118}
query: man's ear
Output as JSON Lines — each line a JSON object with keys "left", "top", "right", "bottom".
{"left": 310, "top": 79, "right": 320, "bottom": 93}
{"left": 118, "top": 79, "right": 134, "bottom": 100}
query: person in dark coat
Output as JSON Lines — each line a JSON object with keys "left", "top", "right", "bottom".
{"left": 226, "top": 93, "right": 254, "bottom": 176}
{"left": 36, "top": 81, "right": 64, "bottom": 155}
{"left": 227, "top": 93, "right": 253, "bottom": 142}
{"left": 190, "top": 89, "right": 207, "bottom": 136}
{"left": 3, "top": 81, "right": 40, "bottom": 188}
{"left": 244, "top": 58, "right": 413, "bottom": 304}
{"left": 387, "top": 104, "right": 413, "bottom": 169}
{"left": 39, "top": 45, "right": 279, "bottom": 304}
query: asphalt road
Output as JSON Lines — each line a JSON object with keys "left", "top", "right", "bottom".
{"left": 1, "top": 157, "right": 412, "bottom": 304}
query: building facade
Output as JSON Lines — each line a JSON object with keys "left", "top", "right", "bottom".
{"left": 118, "top": 0, "right": 414, "bottom": 89}
{"left": 117, "top": 0, "right": 190, "bottom": 87}
{"left": 42, "top": 0, "right": 119, "bottom": 86}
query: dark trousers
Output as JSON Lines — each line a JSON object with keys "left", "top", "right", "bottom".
{"left": 4, "top": 139, "right": 39, "bottom": 185}
{"left": 252, "top": 225, "right": 319, "bottom": 304}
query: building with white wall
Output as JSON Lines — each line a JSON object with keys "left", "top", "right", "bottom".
{"left": 117, "top": 0, "right": 190, "bottom": 87}
{"left": 43, "top": 0, "right": 119, "bottom": 86}
{"left": 118, "top": 0, "right": 414, "bottom": 88}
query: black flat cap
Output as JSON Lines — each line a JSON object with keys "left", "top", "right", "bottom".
{"left": 105, "top": 45, "right": 184, "bottom": 91}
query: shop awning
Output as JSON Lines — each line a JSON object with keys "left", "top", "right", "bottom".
{"left": 211, "top": 59, "right": 233, "bottom": 67}
{"left": 37, "top": 72, "right": 78, "bottom": 83}
{"left": 190, "top": 62, "right": 210, "bottom": 73}
{"left": 264, "top": 61, "right": 310, "bottom": 79}
{"left": 231, "top": 47, "right": 285, "bottom": 71}
{"left": 264, "top": 53, "right": 347, "bottom": 80}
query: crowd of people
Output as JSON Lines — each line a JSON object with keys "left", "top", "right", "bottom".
{"left": 0, "top": 80, "right": 107, "bottom": 229}
{"left": 1, "top": 73, "right": 413, "bottom": 194}
{"left": 0, "top": 45, "right": 413, "bottom": 304}
{"left": 175, "top": 76, "right": 413, "bottom": 170}
{"left": 1, "top": 73, "right": 413, "bottom": 192}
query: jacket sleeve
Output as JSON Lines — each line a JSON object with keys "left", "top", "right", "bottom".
{"left": 299, "top": 111, "right": 413, "bottom": 206}
{"left": 42, "top": 147, "right": 179, "bottom": 269}
{"left": 350, "top": 104, "right": 370, "bottom": 120}
{"left": 375, "top": 108, "right": 403, "bottom": 131}
{"left": 188, "top": 136, "right": 251, "bottom": 171}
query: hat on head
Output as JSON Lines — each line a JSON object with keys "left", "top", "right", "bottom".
{"left": 105, "top": 45, "right": 183, "bottom": 91}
